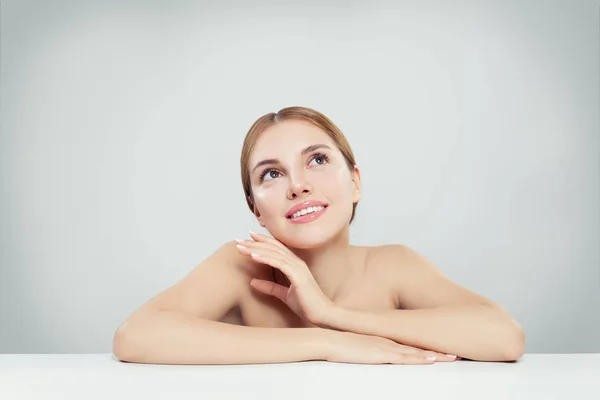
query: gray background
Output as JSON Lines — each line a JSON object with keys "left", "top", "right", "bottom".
{"left": 1, "top": 0, "right": 598, "bottom": 354}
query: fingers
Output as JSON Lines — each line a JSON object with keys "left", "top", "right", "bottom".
{"left": 253, "top": 252, "right": 298, "bottom": 282}
{"left": 414, "top": 349, "right": 457, "bottom": 362}
{"left": 390, "top": 344, "right": 458, "bottom": 363}
{"left": 236, "top": 241, "right": 287, "bottom": 265}
{"left": 236, "top": 244, "right": 296, "bottom": 277}
{"left": 246, "top": 232, "right": 296, "bottom": 258}
{"left": 425, "top": 352, "right": 457, "bottom": 362}
{"left": 386, "top": 354, "right": 437, "bottom": 365}
{"left": 385, "top": 352, "right": 459, "bottom": 365}
{"left": 237, "top": 239, "right": 289, "bottom": 260}
{"left": 250, "top": 279, "right": 288, "bottom": 302}
{"left": 248, "top": 231, "right": 290, "bottom": 251}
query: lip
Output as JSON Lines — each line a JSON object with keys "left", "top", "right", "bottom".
{"left": 285, "top": 200, "right": 329, "bottom": 219}
{"left": 288, "top": 206, "right": 327, "bottom": 224}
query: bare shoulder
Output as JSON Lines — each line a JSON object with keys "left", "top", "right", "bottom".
{"left": 364, "top": 243, "right": 444, "bottom": 275}
{"left": 365, "top": 243, "right": 501, "bottom": 310}
{"left": 181, "top": 240, "right": 258, "bottom": 287}
{"left": 362, "top": 243, "right": 420, "bottom": 274}
{"left": 223, "top": 240, "right": 274, "bottom": 280}
{"left": 205, "top": 240, "right": 273, "bottom": 289}
{"left": 130, "top": 240, "right": 269, "bottom": 322}
{"left": 364, "top": 242, "right": 454, "bottom": 288}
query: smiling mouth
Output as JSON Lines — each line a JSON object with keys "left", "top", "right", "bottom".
{"left": 287, "top": 205, "right": 328, "bottom": 219}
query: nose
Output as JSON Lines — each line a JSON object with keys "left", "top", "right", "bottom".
{"left": 287, "top": 175, "right": 312, "bottom": 200}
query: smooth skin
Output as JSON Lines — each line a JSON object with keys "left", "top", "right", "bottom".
{"left": 113, "top": 240, "right": 456, "bottom": 365}
{"left": 113, "top": 119, "right": 518, "bottom": 365}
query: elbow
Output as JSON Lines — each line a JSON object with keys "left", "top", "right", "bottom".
{"left": 492, "top": 310, "right": 526, "bottom": 361}
{"left": 503, "top": 327, "right": 526, "bottom": 361}
{"left": 112, "top": 310, "right": 164, "bottom": 362}
{"left": 112, "top": 322, "right": 137, "bottom": 362}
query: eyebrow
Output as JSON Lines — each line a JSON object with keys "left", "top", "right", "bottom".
{"left": 251, "top": 144, "right": 332, "bottom": 175}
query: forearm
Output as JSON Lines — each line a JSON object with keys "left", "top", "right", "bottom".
{"left": 113, "top": 310, "right": 328, "bottom": 365}
{"left": 324, "top": 304, "right": 525, "bottom": 362}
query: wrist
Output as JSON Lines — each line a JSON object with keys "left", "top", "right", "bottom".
{"left": 317, "top": 304, "right": 348, "bottom": 329}
{"left": 310, "top": 327, "right": 346, "bottom": 361}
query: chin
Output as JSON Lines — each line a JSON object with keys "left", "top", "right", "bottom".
{"left": 284, "top": 236, "right": 329, "bottom": 250}
{"left": 269, "top": 223, "right": 345, "bottom": 250}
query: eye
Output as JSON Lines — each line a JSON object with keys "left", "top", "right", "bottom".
{"left": 260, "top": 168, "right": 281, "bottom": 182}
{"left": 309, "top": 152, "right": 329, "bottom": 167}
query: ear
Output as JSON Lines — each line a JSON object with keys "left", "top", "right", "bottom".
{"left": 351, "top": 164, "right": 362, "bottom": 204}
{"left": 249, "top": 196, "right": 266, "bottom": 227}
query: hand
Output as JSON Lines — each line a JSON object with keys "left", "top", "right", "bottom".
{"left": 235, "top": 231, "right": 336, "bottom": 326}
{"left": 326, "top": 331, "right": 461, "bottom": 365}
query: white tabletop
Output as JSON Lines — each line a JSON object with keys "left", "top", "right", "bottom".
{"left": 0, "top": 353, "right": 598, "bottom": 400}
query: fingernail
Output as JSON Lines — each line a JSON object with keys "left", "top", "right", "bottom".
{"left": 446, "top": 354, "right": 457, "bottom": 359}
{"left": 427, "top": 356, "right": 436, "bottom": 361}
{"left": 236, "top": 244, "right": 246, "bottom": 249}
{"left": 235, "top": 238, "right": 244, "bottom": 243}
{"left": 251, "top": 253, "right": 260, "bottom": 258}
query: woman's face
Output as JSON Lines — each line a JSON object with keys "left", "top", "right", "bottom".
{"left": 248, "top": 119, "right": 361, "bottom": 249}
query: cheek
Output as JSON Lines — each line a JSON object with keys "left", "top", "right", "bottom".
{"left": 252, "top": 186, "right": 281, "bottom": 217}
{"left": 325, "top": 168, "right": 355, "bottom": 197}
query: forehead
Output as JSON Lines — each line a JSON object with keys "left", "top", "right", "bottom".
{"left": 250, "top": 119, "right": 337, "bottom": 162}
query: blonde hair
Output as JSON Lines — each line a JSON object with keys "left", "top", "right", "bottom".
{"left": 240, "top": 106, "right": 359, "bottom": 224}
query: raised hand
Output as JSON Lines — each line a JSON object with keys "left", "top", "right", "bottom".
{"left": 235, "top": 231, "right": 336, "bottom": 326}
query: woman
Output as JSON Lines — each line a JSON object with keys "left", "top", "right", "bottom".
{"left": 113, "top": 106, "right": 525, "bottom": 365}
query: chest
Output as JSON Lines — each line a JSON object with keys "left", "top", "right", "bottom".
{"left": 237, "top": 274, "right": 397, "bottom": 328}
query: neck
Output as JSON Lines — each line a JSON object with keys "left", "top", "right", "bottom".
{"left": 287, "top": 227, "right": 357, "bottom": 300}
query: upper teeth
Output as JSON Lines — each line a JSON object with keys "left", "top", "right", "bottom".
{"left": 291, "top": 206, "right": 325, "bottom": 219}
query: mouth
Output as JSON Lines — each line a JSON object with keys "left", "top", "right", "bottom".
{"left": 287, "top": 205, "right": 328, "bottom": 223}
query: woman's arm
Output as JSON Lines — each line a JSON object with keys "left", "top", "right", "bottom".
{"left": 113, "top": 241, "right": 328, "bottom": 365}
{"left": 317, "top": 244, "right": 525, "bottom": 362}
{"left": 113, "top": 309, "right": 328, "bottom": 365}
{"left": 321, "top": 304, "right": 524, "bottom": 362}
